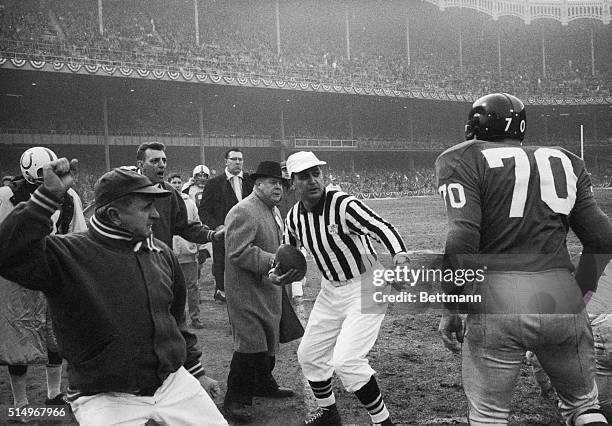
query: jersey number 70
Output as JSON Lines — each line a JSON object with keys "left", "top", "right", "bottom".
{"left": 438, "top": 147, "right": 578, "bottom": 218}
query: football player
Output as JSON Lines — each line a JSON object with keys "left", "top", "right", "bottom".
{"left": 183, "top": 164, "right": 210, "bottom": 208}
{"left": 436, "top": 93, "right": 612, "bottom": 425}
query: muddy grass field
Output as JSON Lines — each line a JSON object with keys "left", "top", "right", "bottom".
{"left": 2, "top": 189, "right": 612, "bottom": 425}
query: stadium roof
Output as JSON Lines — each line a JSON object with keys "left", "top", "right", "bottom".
{"left": 425, "top": 0, "right": 611, "bottom": 24}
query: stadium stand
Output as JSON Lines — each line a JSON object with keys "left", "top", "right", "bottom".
{"left": 1, "top": 0, "right": 611, "bottom": 205}
{"left": 1, "top": 0, "right": 610, "bottom": 97}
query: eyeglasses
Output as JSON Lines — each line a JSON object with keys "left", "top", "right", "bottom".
{"left": 227, "top": 157, "right": 243, "bottom": 162}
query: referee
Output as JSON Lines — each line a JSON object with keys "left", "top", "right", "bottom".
{"left": 283, "top": 152, "right": 409, "bottom": 426}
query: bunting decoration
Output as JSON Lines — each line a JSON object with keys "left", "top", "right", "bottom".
{"left": 1, "top": 54, "right": 610, "bottom": 105}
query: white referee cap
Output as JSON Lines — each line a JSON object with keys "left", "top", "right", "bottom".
{"left": 286, "top": 151, "right": 327, "bottom": 175}
{"left": 192, "top": 165, "right": 210, "bottom": 177}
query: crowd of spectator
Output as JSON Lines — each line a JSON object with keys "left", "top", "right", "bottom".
{"left": 0, "top": 0, "right": 610, "bottom": 98}
{"left": 327, "top": 167, "right": 437, "bottom": 196}
{"left": 4, "top": 161, "right": 612, "bottom": 208}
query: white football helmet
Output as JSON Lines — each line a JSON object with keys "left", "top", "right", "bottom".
{"left": 192, "top": 165, "right": 210, "bottom": 187}
{"left": 20, "top": 146, "right": 58, "bottom": 184}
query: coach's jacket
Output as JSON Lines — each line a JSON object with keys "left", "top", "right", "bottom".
{"left": 0, "top": 187, "right": 204, "bottom": 396}
{"left": 224, "top": 191, "right": 282, "bottom": 354}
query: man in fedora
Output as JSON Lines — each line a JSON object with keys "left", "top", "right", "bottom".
{"left": 223, "top": 160, "right": 302, "bottom": 422}
{"left": 0, "top": 160, "right": 227, "bottom": 425}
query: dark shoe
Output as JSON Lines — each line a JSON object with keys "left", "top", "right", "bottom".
{"left": 45, "top": 393, "right": 69, "bottom": 405}
{"left": 304, "top": 405, "right": 341, "bottom": 426}
{"left": 375, "top": 418, "right": 394, "bottom": 426}
{"left": 254, "top": 386, "right": 295, "bottom": 398}
{"left": 214, "top": 290, "right": 226, "bottom": 304}
{"left": 191, "top": 319, "right": 205, "bottom": 329}
{"left": 222, "top": 401, "right": 253, "bottom": 423}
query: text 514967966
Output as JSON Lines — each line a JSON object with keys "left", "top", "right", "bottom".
{"left": 4, "top": 405, "right": 71, "bottom": 422}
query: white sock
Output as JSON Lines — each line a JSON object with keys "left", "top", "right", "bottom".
{"left": 46, "top": 364, "right": 62, "bottom": 399}
{"left": 9, "top": 372, "right": 28, "bottom": 408}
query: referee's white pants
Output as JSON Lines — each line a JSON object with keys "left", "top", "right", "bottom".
{"left": 297, "top": 276, "right": 385, "bottom": 392}
{"left": 70, "top": 367, "right": 228, "bottom": 426}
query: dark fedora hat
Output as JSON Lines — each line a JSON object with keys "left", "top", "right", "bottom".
{"left": 251, "top": 161, "right": 283, "bottom": 181}
{"left": 95, "top": 168, "right": 170, "bottom": 208}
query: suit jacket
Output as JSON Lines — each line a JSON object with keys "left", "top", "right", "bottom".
{"left": 198, "top": 172, "right": 254, "bottom": 229}
{"left": 224, "top": 191, "right": 282, "bottom": 354}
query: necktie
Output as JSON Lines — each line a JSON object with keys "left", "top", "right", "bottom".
{"left": 232, "top": 176, "right": 242, "bottom": 201}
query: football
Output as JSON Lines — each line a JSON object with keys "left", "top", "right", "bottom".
{"left": 275, "top": 244, "right": 307, "bottom": 280}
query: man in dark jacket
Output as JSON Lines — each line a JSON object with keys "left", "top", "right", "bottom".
{"left": 199, "top": 148, "right": 254, "bottom": 303}
{"left": 136, "top": 141, "right": 223, "bottom": 248}
{"left": 0, "top": 162, "right": 228, "bottom": 425}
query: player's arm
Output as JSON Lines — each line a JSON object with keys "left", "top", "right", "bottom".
{"left": 435, "top": 151, "right": 482, "bottom": 353}
{"left": 436, "top": 152, "right": 482, "bottom": 274}
{"left": 569, "top": 166, "right": 612, "bottom": 295}
{"left": 0, "top": 159, "right": 74, "bottom": 293}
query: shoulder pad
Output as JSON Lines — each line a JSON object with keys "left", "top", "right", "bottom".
{"left": 437, "top": 140, "right": 478, "bottom": 160}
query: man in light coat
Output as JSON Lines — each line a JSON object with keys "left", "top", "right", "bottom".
{"left": 222, "top": 161, "right": 302, "bottom": 423}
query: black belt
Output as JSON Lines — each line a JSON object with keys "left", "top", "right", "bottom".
{"left": 67, "top": 386, "right": 160, "bottom": 400}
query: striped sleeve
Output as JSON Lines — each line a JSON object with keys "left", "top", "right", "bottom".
{"left": 186, "top": 361, "right": 205, "bottom": 378}
{"left": 343, "top": 198, "right": 407, "bottom": 256}
{"left": 283, "top": 206, "right": 300, "bottom": 247}
{"left": 32, "top": 186, "right": 61, "bottom": 214}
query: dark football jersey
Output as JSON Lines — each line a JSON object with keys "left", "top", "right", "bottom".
{"left": 435, "top": 139, "right": 597, "bottom": 272}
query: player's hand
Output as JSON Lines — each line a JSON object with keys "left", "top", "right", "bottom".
{"left": 438, "top": 312, "right": 464, "bottom": 353}
{"left": 269, "top": 265, "right": 303, "bottom": 286}
{"left": 393, "top": 252, "right": 410, "bottom": 267}
{"left": 198, "top": 375, "right": 221, "bottom": 399}
{"left": 43, "top": 158, "right": 78, "bottom": 199}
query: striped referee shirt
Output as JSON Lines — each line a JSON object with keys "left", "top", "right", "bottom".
{"left": 283, "top": 190, "right": 407, "bottom": 282}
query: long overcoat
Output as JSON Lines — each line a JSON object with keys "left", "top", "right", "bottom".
{"left": 224, "top": 191, "right": 282, "bottom": 354}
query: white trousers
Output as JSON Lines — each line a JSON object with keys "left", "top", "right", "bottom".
{"left": 70, "top": 367, "right": 228, "bottom": 426}
{"left": 297, "top": 276, "right": 386, "bottom": 392}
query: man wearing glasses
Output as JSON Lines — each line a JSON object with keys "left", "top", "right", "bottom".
{"left": 199, "top": 149, "right": 254, "bottom": 303}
